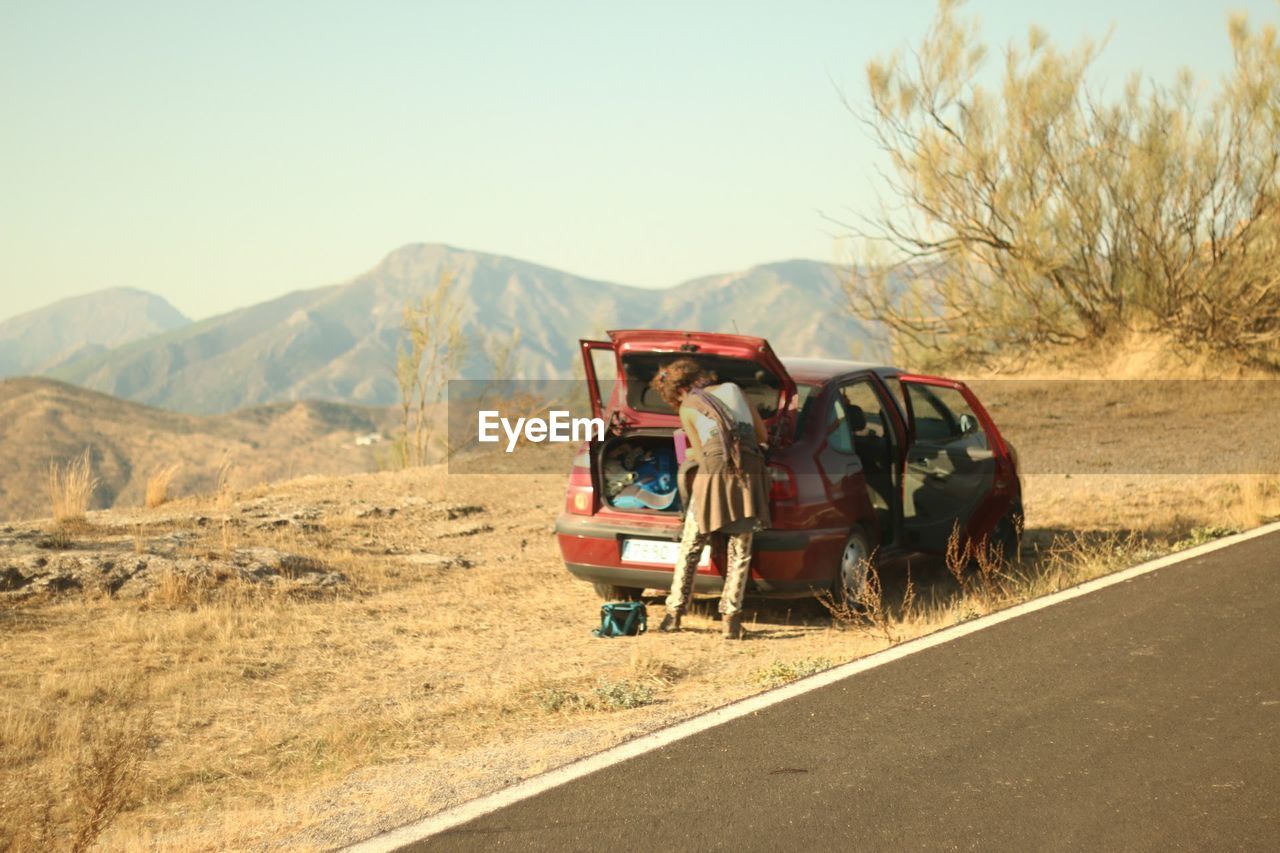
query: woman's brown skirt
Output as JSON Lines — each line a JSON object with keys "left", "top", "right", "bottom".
{"left": 688, "top": 439, "right": 771, "bottom": 535}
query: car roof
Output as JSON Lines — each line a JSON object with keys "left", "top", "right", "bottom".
{"left": 778, "top": 356, "right": 900, "bottom": 384}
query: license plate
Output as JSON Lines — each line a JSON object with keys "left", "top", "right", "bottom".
{"left": 620, "top": 538, "right": 710, "bottom": 567}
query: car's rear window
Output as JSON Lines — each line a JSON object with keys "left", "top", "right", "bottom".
{"left": 620, "top": 353, "right": 786, "bottom": 417}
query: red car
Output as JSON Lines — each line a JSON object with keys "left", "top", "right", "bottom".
{"left": 557, "top": 330, "right": 1022, "bottom": 603}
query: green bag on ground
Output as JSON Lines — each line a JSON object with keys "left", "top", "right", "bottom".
{"left": 592, "top": 602, "right": 647, "bottom": 638}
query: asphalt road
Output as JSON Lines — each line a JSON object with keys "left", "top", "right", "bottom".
{"left": 413, "top": 531, "right": 1280, "bottom": 852}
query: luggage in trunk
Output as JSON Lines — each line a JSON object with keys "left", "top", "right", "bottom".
{"left": 599, "top": 433, "right": 681, "bottom": 513}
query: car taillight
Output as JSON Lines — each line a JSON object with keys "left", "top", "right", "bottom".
{"left": 567, "top": 483, "right": 595, "bottom": 514}
{"left": 768, "top": 463, "right": 797, "bottom": 502}
{"left": 566, "top": 444, "right": 595, "bottom": 515}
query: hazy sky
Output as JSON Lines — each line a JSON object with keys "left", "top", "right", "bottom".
{"left": 3, "top": 0, "right": 1276, "bottom": 321}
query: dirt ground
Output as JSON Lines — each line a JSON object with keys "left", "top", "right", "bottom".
{"left": 3, "top": 454, "right": 1279, "bottom": 850}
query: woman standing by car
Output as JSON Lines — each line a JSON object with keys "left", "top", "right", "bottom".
{"left": 651, "top": 358, "right": 770, "bottom": 639}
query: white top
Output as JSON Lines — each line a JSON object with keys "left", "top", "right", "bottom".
{"left": 689, "top": 383, "right": 754, "bottom": 443}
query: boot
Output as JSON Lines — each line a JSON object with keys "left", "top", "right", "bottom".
{"left": 722, "top": 612, "right": 744, "bottom": 640}
{"left": 658, "top": 610, "right": 682, "bottom": 633}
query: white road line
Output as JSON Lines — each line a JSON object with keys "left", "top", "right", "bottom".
{"left": 345, "top": 520, "right": 1280, "bottom": 852}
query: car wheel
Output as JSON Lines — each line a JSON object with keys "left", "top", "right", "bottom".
{"left": 834, "top": 527, "right": 874, "bottom": 607}
{"left": 592, "top": 582, "right": 646, "bottom": 601}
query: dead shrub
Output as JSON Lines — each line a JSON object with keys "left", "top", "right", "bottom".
{"left": 626, "top": 648, "right": 683, "bottom": 686}
{"left": 818, "top": 551, "right": 914, "bottom": 643}
{"left": 0, "top": 687, "right": 152, "bottom": 853}
{"left": 944, "top": 522, "right": 972, "bottom": 589}
{"left": 944, "top": 522, "right": 1015, "bottom": 608}
{"left": 68, "top": 711, "right": 153, "bottom": 853}
{"left": 39, "top": 528, "right": 74, "bottom": 550}
{"left": 1032, "top": 530, "right": 1158, "bottom": 590}
{"left": 48, "top": 448, "right": 98, "bottom": 526}
{"left": 942, "top": 514, "right": 1018, "bottom": 607}
{"left": 1225, "top": 475, "right": 1280, "bottom": 529}
{"left": 973, "top": 539, "right": 1009, "bottom": 602}
{"left": 144, "top": 463, "right": 182, "bottom": 509}
{"left": 148, "top": 569, "right": 208, "bottom": 609}
{"left": 215, "top": 459, "right": 235, "bottom": 508}
{"left": 146, "top": 566, "right": 254, "bottom": 610}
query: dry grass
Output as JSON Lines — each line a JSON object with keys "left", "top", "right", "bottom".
{"left": 1, "top": 677, "right": 152, "bottom": 853}
{"left": 144, "top": 463, "right": 182, "bottom": 509}
{"left": 214, "top": 459, "right": 235, "bottom": 509}
{"left": 1222, "top": 475, "right": 1280, "bottom": 530}
{"left": 47, "top": 447, "right": 98, "bottom": 527}
{"left": 817, "top": 548, "right": 917, "bottom": 643}
{"left": 0, "top": 464, "right": 1275, "bottom": 851}
{"left": 820, "top": 498, "right": 1215, "bottom": 649}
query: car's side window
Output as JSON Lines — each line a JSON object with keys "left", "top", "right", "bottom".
{"left": 823, "top": 393, "right": 854, "bottom": 454}
{"left": 906, "top": 384, "right": 988, "bottom": 450}
{"left": 839, "top": 382, "right": 888, "bottom": 442}
{"left": 588, "top": 345, "right": 617, "bottom": 413}
{"left": 883, "top": 376, "right": 908, "bottom": 422}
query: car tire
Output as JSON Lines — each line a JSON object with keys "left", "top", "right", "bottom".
{"left": 592, "top": 582, "right": 646, "bottom": 602}
{"left": 833, "top": 527, "right": 874, "bottom": 608}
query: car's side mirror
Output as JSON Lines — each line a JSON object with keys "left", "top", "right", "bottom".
{"left": 959, "top": 413, "right": 978, "bottom": 435}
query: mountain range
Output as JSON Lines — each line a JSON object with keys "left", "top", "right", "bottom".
{"left": 0, "top": 287, "right": 190, "bottom": 377}
{"left": 5, "top": 244, "right": 888, "bottom": 414}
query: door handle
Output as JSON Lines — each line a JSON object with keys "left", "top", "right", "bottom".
{"left": 910, "top": 461, "right": 949, "bottom": 481}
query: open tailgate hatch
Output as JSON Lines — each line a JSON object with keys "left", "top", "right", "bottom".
{"left": 580, "top": 329, "right": 797, "bottom": 440}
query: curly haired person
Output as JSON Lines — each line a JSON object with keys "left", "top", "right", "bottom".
{"left": 649, "top": 358, "right": 770, "bottom": 639}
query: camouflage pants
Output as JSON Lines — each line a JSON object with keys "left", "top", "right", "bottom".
{"left": 665, "top": 499, "right": 754, "bottom": 617}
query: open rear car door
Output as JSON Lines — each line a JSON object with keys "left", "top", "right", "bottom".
{"left": 579, "top": 339, "right": 615, "bottom": 421}
{"left": 898, "top": 374, "right": 1017, "bottom": 553}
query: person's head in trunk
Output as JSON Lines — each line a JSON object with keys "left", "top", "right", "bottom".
{"left": 651, "top": 358, "right": 717, "bottom": 410}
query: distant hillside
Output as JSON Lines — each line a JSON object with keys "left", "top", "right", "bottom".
{"left": 653, "top": 259, "right": 886, "bottom": 361}
{"left": 0, "top": 287, "right": 189, "bottom": 377}
{"left": 0, "top": 377, "right": 396, "bottom": 521}
{"left": 47, "top": 245, "right": 891, "bottom": 413}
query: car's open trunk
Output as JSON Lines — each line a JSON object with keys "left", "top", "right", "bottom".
{"left": 597, "top": 430, "right": 682, "bottom": 515}
{"left": 579, "top": 331, "right": 796, "bottom": 437}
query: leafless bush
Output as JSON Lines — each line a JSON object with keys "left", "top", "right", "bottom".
{"left": 818, "top": 551, "right": 915, "bottom": 643}
{"left": 944, "top": 521, "right": 972, "bottom": 589}
{"left": 944, "top": 522, "right": 1013, "bottom": 607}
{"left": 1, "top": 692, "right": 152, "bottom": 853}
{"left": 395, "top": 270, "right": 468, "bottom": 467}
{"left": 972, "top": 536, "right": 1009, "bottom": 603}
{"left": 68, "top": 711, "right": 153, "bottom": 853}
